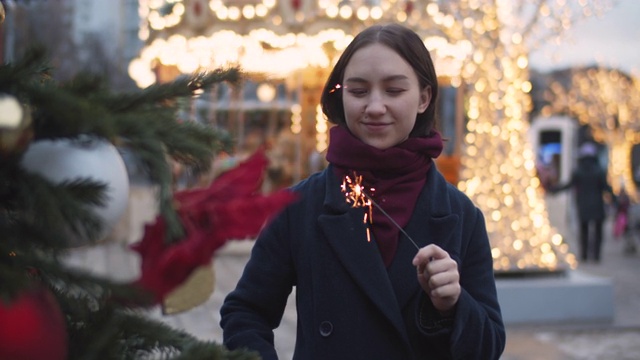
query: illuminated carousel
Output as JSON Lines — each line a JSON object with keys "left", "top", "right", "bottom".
{"left": 129, "top": 0, "right": 613, "bottom": 275}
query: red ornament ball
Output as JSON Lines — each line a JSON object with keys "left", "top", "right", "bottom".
{"left": 0, "top": 287, "right": 68, "bottom": 360}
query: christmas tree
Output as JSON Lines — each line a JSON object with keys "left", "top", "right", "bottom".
{"left": 0, "top": 36, "right": 296, "bottom": 359}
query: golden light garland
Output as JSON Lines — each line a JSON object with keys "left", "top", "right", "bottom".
{"left": 542, "top": 67, "right": 640, "bottom": 200}
{"left": 442, "top": 1, "right": 614, "bottom": 274}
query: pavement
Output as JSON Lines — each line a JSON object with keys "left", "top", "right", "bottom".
{"left": 498, "top": 193, "right": 640, "bottom": 360}
{"left": 64, "top": 186, "right": 640, "bottom": 359}
{"left": 500, "top": 233, "right": 640, "bottom": 360}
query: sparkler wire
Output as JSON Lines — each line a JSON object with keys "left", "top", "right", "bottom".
{"left": 342, "top": 173, "right": 421, "bottom": 250}
{"left": 361, "top": 192, "right": 421, "bottom": 251}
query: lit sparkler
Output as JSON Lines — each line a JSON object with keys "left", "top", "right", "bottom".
{"left": 341, "top": 173, "right": 421, "bottom": 250}
{"left": 342, "top": 173, "right": 374, "bottom": 241}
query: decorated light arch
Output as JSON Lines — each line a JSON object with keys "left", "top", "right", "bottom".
{"left": 543, "top": 67, "right": 640, "bottom": 200}
{"left": 130, "top": 0, "right": 613, "bottom": 274}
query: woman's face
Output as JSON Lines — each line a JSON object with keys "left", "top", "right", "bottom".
{"left": 342, "top": 43, "right": 431, "bottom": 150}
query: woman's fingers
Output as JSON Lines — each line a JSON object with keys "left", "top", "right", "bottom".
{"left": 413, "top": 244, "right": 461, "bottom": 313}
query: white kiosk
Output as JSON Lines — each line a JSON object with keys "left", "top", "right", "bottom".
{"left": 528, "top": 115, "right": 579, "bottom": 240}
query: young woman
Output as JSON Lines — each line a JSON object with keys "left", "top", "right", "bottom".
{"left": 221, "top": 23, "right": 505, "bottom": 359}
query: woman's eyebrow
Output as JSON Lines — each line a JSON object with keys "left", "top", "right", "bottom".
{"left": 344, "top": 75, "right": 410, "bottom": 83}
{"left": 344, "top": 77, "right": 367, "bottom": 84}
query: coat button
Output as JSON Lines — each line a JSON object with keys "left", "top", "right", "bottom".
{"left": 319, "top": 321, "right": 333, "bottom": 337}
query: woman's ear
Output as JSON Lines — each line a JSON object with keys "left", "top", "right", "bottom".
{"left": 418, "top": 86, "right": 432, "bottom": 114}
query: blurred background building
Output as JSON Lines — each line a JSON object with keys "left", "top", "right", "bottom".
{"left": 2, "top": 0, "right": 141, "bottom": 90}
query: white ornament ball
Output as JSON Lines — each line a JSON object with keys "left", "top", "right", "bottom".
{"left": 20, "top": 138, "right": 130, "bottom": 245}
{"left": 0, "top": 94, "right": 23, "bottom": 128}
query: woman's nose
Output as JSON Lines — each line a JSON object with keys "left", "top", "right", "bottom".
{"left": 365, "top": 92, "right": 386, "bottom": 116}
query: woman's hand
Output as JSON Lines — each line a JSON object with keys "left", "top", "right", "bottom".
{"left": 412, "top": 244, "right": 460, "bottom": 315}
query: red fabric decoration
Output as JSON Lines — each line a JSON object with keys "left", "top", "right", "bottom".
{"left": 131, "top": 149, "right": 297, "bottom": 302}
{"left": 0, "top": 287, "right": 68, "bottom": 360}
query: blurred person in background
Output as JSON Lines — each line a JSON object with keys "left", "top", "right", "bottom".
{"left": 550, "top": 142, "right": 615, "bottom": 263}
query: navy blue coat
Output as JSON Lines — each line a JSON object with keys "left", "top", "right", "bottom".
{"left": 221, "top": 165, "right": 505, "bottom": 359}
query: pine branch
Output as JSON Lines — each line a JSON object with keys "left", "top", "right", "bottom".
{"left": 0, "top": 46, "right": 52, "bottom": 96}
{"left": 4, "top": 48, "right": 240, "bottom": 242}
{"left": 18, "top": 168, "right": 107, "bottom": 245}
{"left": 116, "top": 313, "right": 261, "bottom": 360}
{"left": 109, "top": 68, "right": 241, "bottom": 113}
{"left": 0, "top": 46, "right": 253, "bottom": 359}
{"left": 61, "top": 302, "right": 260, "bottom": 360}
{"left": 27, "top": 82, "right": 116, "bottom": 140}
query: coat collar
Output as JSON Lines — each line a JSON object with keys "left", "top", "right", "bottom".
{"left": 318, "top": 165, "right": 459, "bottom": 346}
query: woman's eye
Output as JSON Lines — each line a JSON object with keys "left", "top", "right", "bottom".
{"left": 387, "top": 88, "right": 405, "bottom": 94}
{"left": 348, "top": 88, "right": 368, "bottom": 96}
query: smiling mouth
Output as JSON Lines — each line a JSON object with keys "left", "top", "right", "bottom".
{"left": 363, "top": 122, "right": 390, "bottom": 129}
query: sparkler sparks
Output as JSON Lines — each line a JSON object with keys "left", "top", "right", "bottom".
{"left": 342, "top": 173, "right": 374, "bottom": 241}
{"left": 341, "top": 173, "right": 421, "bottom": 250}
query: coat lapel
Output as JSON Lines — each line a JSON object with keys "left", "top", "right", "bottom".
{"left": 387, "top": 173, "right": 460, "bottom": 310}
{"left": 318, "top": 167, "right": 409, "bottom": 344}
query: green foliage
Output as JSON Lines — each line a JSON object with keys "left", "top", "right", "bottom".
{"left": 0, "top": 47, "right": 255, "bottom": 359}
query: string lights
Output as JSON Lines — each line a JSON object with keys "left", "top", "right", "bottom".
{"left": 542, "top": 67, "right": 640, "bottom": 200}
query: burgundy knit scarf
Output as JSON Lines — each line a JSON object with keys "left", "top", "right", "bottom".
{"left": 326, "top": 126, "right": 444, "bottom": 266}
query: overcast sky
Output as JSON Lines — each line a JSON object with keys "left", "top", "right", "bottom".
{"left": 529, "top": 0, "right": 640, "bottom": 76}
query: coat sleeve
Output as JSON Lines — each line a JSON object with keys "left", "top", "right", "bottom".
{"left": 448, "top": 208, "right": 505, "bottom": 360}
{"left": 220, "top": 209, "right": 295, "bottom": 360}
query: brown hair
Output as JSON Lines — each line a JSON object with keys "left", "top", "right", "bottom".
{"left": 320, "top": 23, "right": 439, "bottom": 137}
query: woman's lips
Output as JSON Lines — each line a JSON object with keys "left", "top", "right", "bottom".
{"left": 362, "top": 122, "right": 390, "bottom": 131}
